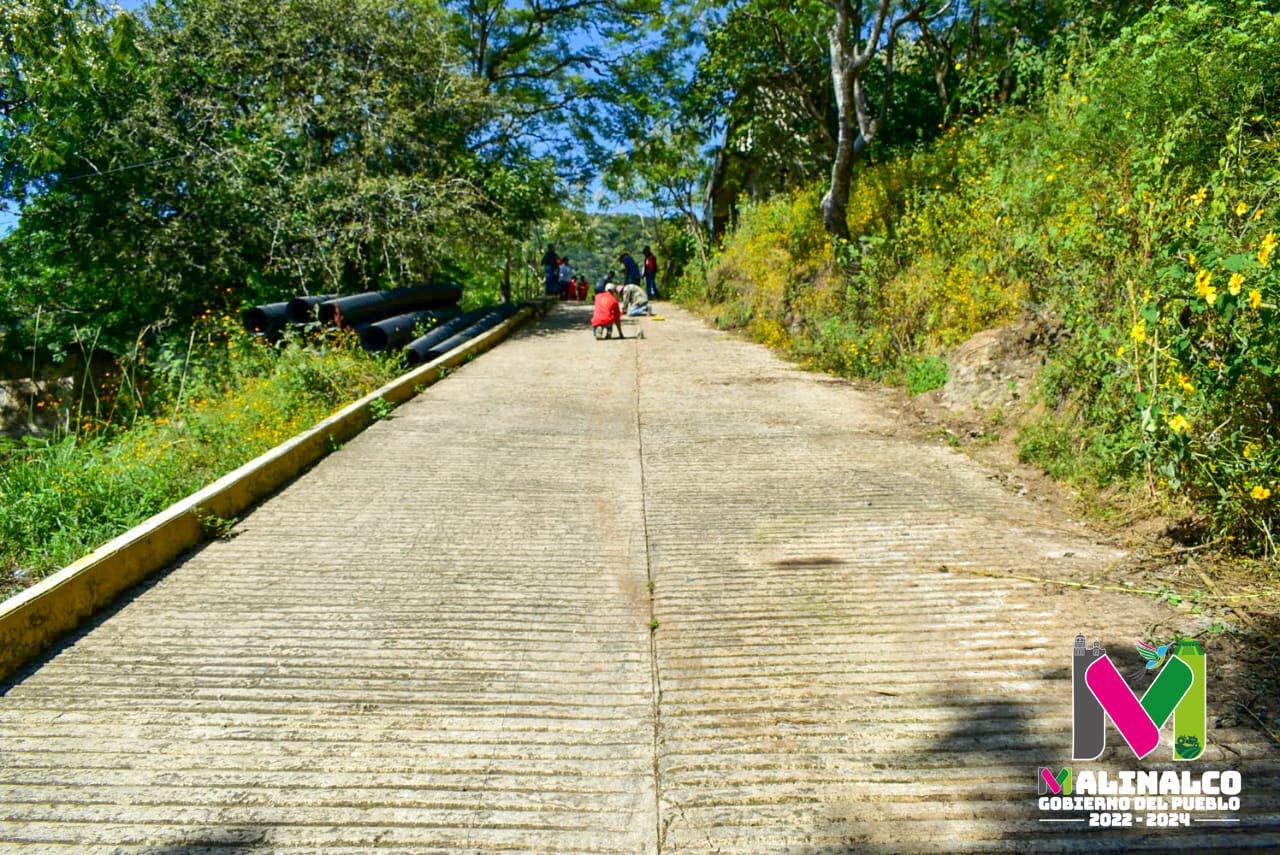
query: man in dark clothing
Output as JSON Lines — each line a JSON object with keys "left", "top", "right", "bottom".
{"left": 542, "top": 244, "right": 559, "bottom": 297}
{"left": 642, "top": 246, "right": 658, "bottom": 298}
{"left": 619, "top": 252, "right": 642, "bottom": 285}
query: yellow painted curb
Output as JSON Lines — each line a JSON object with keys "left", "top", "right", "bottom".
{"left": 0, "top": 304, "right": 540, "bottom": 682}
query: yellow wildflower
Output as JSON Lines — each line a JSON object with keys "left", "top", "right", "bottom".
{"left": 1168, "top": 414, "right": 1191, "bottom": 434}
{"left": 1254, "top": 208, "right": 1265, "bottom": 222}
{"left": 1192, "top": 187, "right": 1208, "bottom": 207}
{"left": 1195, "top": 269, "right": 1217, "bottom": 305}
{"left": 1251, "top": 485, "right": 1272, "bottom": 501}
{"left": 1177, "top": 374, "right": 1195, "bottom": 394}
{"left": 1188, "top": 252, "right": 1198, "bottom": 268}
{"left": 1228, "top": 273, "right": 1245, "bottom": 296}
{"left": 1244, "top": 443, "right": 1256, "bottom": 460}
{"left": 1116, "top": 345, "right": 1126, "bottom": 358}
{"left": 1236, "top": 201, "right": 1249, "bottom": 217}
{"left": 1259, "top": 231, "right": 1277, "bottom": 267}
{"left": 1249, "top": 289, "right": 1263, "bottom": 310}
{"left": 1130, "top": 319, "right": 1147, "bottom": 343}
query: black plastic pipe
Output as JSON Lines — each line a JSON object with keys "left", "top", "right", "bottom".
{"left": 285, "top": 294, "right": 338, "bottom": 323}
{"left": 318, "top": 283, "right": 463, "bottom": 327}
{"left": 358, "top": 305, "right": 462, "bottom": 353}
{"left": 412, "top": 303, "right": 519, "bottom": 365}
{"left": 242, "top": 302, "right": 291, "bottom": 334}
{"left": 402, "top": 308, "right": 493, "bottom": 366}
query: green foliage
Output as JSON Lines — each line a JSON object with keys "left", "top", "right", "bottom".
{"left": 443, "top": 0, "right": 665, "bottom": 175}
{"left": 906, "top": 355, "right": 949, "bottom": 395}
{"left": 0, "top": 315, "right": 398, "bottom": 596}
{"left": 0, "top": 0, "right": 541, "bottom": 363}
{"left": 703, "top": 187, "right": 831, "bottom": 316}
{"left": 693, "top": 0, "right": 835, "bottom": 184}
{"left": 547, "top": 210, "right": 654, "bottom": 284}
{"left": 690, "top": 0, "right": 1280, "bottom": 554}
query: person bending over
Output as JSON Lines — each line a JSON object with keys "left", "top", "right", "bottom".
{"left": 620, "top": 281, "right": 649, "bottom": 316}
{"left": 592, "top": 283, "right": 624, "bottom": 340}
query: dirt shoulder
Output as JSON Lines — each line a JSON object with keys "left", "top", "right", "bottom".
{"left": 891, "top": 380, "right": 1280, "bottom": 746}
{"left": 682, "top": 300, "right": 1280, "bottom": 748}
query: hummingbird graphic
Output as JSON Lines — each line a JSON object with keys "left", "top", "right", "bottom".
{"left": 1136, "top": 638, "right": 1174, "bottom": 671}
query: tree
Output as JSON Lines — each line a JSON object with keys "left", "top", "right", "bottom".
{"left": 605, "top": 120, "right": 713, "bottom": 273}
{"left": 444, "top": 0, "right": 664, "bottom": 177}
{"left": 819, "top": 0, "right": 949, "bottom": 242}
{"left": 1, "top": 0, "right": 509, "bottom": 357}
{"left": 693, "top": 1, "right": 835, "bottom": 188}
{"left": 914, "top": 1, "right": 1147, "bottom": 126}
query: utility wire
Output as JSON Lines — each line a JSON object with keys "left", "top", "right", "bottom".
{"left": 58, "top": 152, "right": 193, "bottom": 183}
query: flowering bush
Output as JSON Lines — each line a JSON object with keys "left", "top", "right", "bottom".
{"left": 685, "top": 0, "right": 1280, "bottom": 553}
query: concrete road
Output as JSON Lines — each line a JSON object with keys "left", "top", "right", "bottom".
{"left": 1, "top": 304, "right": 1276, "bottom": 852}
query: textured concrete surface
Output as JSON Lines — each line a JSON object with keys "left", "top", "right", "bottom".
{"left": 1, "top": 304, "right": 1277, "bottom": 852}
{"left": 0, "top": 305, "right": 534, "bottom": 682}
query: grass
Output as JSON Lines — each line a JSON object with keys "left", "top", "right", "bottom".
{"left": 0, "top": 318, "right": 399, "bottom": 599}
{"left": 905, "top": 356, "right": 948, "bottom": 396}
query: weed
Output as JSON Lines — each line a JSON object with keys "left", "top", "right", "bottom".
{"left": 195, "top": 509, "right": 239, "bottom": 540}
{"left": 905, "top": 356, "right": 948, "bottom": 395}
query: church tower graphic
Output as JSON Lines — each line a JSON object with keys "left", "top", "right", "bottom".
{"left": 1072, "top": 634, "right": 1106, "bottom": 760}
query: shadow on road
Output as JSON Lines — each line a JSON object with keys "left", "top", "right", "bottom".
{"left": 143, "top": 827, "right": 266, "bottom": 853}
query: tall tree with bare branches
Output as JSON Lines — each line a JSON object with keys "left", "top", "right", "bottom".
{"left": 820, "top": 0, "right": 949, "bottom": 242}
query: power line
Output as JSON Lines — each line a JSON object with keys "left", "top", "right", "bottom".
{"left": 59, "top": 152, "right": 193, "bottom": 183}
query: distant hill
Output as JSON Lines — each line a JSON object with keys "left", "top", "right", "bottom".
{"left": 550, "top": 210, "right": 655, "bottom": 286}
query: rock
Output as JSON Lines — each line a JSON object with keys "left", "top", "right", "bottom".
{"left": 0, "top": 376, "right": 76, "bottom": 438}
{"left": 941, "top": 312, "right": 1065, "bottom": 411}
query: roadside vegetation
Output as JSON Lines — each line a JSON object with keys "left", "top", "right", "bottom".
{"left": 0, "top": 0, "right": 676, "bottom": 596}
{"left": 0, "top": 316, "right": 398, "bottom": 597}
{"left": 678, "top": 1, "right": 1280, "bottom": 557}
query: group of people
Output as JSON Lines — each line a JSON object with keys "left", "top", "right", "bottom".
{"left": 540, "top": 244, "right": 659, "bottom": 340}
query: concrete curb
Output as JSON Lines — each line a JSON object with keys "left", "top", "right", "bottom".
{"left": 0, "top": 303, "right": 541, "bottom": 682}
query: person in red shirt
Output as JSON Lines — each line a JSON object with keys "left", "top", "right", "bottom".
{"left": 592, "top": 283, "right": 624, "bottom": 340}
{"left": 643, "top": 246, "right": 658, "bottom": 298}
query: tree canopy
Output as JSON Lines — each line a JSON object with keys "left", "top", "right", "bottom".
{"left": 0, "top": 0, "right": 1161, "bottom": 361}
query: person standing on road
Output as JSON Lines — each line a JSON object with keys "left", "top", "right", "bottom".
{"left": 542, "top": 244, "right": 559, "bottom": 297}
{"left": 642, "top": 246, "right": 658, "bottom": 299}
{"left": 619, "top": 251, "right": 641, "bottom": 286}
{"left": 558, "top": 257, "right": 574, "bottom": 299}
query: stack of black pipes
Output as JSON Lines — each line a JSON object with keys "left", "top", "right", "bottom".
{"left": 243, "top": 284, "right": 520, "bottom": 364}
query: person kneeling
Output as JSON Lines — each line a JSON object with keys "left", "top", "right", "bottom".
{"left": 592, "top": 284, "right": 624, "bottom": 340}
{"left": 620, "top": 281, "right": 650, "bottom": 317}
